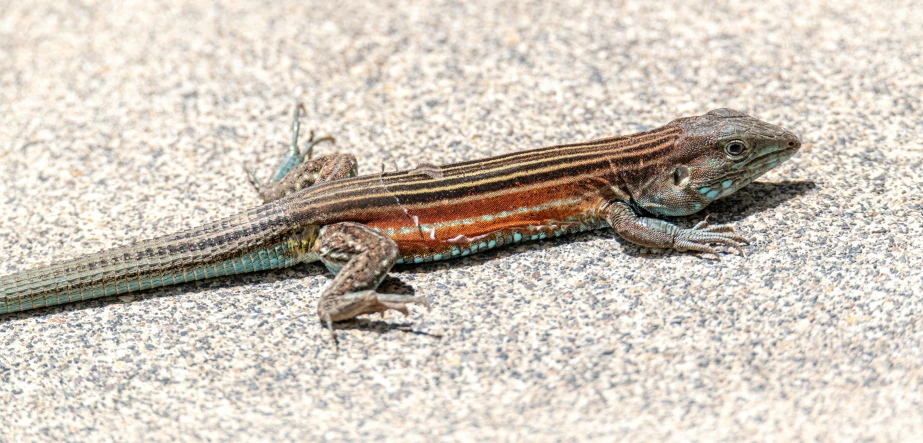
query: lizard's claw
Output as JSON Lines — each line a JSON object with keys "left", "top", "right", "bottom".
{"left": 674, "top": 222, "right": 749, "bottom": 258}
{"left": 245, "top": 167, "right": 262, "bottom": 191}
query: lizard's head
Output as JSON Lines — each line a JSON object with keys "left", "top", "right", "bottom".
{"left": 634, "top": 108, "right": 801, "bottom": 216}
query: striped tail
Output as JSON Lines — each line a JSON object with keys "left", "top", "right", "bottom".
{"left": 0, "top": 204, "right": 315, "bottom": 314}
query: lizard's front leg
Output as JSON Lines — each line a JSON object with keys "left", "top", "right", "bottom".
{"left": 312, "top": 222, "right": 429, "bottom": 331}
{"left": 247, "top": 103, "right": 356, "bottom": 202}
{"left": 603, "top": 202, "right": 748, "bottom": 257}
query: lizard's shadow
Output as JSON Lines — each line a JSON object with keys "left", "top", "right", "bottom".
{"left": 1, "top": 180, "right": 812, "bottom": 324}
{"left": 310, "top": 276, "right": 442, "bottom": 337}
{"left": 691, "top": 180, "right": 815, "bottom": 223}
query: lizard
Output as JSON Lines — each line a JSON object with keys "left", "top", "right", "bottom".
{"left": 0, "top": 106, "right": 801, "bottom": 332}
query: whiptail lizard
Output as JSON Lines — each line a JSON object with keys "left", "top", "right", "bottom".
{"left": 0, "top": 107, "right": 801, "bottom": 331}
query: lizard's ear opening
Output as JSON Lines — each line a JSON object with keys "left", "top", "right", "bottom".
{"left": 672, "top": 165, "right": 690, "bottom": 186}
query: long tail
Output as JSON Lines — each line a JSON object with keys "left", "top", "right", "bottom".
{"left": 0, "top": 203, "right": 314, "bottom": 314}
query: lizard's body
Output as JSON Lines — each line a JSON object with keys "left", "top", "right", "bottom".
{"left": 0, "top": 108, "right": 801, "bottom": 327}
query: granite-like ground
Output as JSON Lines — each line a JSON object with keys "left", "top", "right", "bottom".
{"left": 1, "top": 0, "right": 921, "bottom": 440}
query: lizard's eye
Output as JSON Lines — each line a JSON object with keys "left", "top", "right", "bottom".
{"left": 724, "top": 140, "right": 747, "bottom": 157}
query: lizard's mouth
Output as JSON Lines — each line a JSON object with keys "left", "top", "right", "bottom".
{"left": 746, "top": 145, "right": 798, "bottom": 177}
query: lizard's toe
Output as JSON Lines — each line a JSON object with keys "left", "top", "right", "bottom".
{"left": 675, "top": 229, "right": 749, "bottom": 257}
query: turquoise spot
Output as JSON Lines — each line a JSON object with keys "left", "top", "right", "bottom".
{"left": 699, "top": 186, "right": 711, "bottom": 194}
{"left": 722, "top": 179, "right": 733, "bottom": 189}
{"left": 693, "top": 203, "right": 702, "bottom": 211}
{"left": 471, "top": 243, "right": 479, "bottom": 252}
{"left": 539, "top": 232, "right": 547, "bottom": 239}
{"left": 451, "top": 247, "right": 460, "bottom": 256}
{"left": 413, "top": 257, "right": 424, "bottom": 264}
{"left": 396, "top": 258, "right": 405, "bottom": 264}
{"left": 434, "top": 254, "right": 443, "bottom": 261}
{"left": 479, "top": 241, "right": 488, "bottom": 250}
{"left": 706, "top": 189, "right": 720, "bottom": 199}
{"left": 531, "top": 234, "right": 539, "bottom": 240}
{"left": 461, "top": 249, "right": 470, "bottom": 256}
{"left": 488, "top": 240, "right": 496, "bottom": 248}
{"left": 513, "top": 232, "right": 523, "bottom": 242}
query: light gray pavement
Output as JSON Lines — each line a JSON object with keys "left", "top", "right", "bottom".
{"left": 1, "top": 0, "right": 921, "bottom": 440}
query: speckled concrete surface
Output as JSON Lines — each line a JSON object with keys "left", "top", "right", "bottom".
{"left": 1, "top": 0, "right": 921, "bottom": 440}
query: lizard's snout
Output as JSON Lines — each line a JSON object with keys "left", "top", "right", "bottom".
{"left": 773, "top": 128, "right": 802, "bottom": 155}
{"left": 784, "top": 132, "right": 801, "bottom": 151}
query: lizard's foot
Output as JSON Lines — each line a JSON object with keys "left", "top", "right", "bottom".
{"left": 246, "top": 103, "right": 338, "bottom": 201}
{"left": 263, "top": 128, "right": 336, "bottom": 185}
{"left": 674, "top": 221, "right": 749, "bottom": 257}
{"left": 266, "top": 102, "right": 336, "bottom": 183}
{"left": 605, "top": 202, "right": 750, "bottom": 259}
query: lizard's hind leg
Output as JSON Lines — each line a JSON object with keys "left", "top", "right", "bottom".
{"left": 252, "top": 153, "right": 358, "bottom": 202}
{"left": 247, "top": 103, "right": 351, "bottom": 202}
{"left": 313, "top": 222, "right": 429, "bottom": 331}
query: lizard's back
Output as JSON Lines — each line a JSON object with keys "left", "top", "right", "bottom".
{"left": 283, "top": 128, "right": 677, "bottom": 262}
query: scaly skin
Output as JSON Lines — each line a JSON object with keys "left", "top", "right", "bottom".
{"left": 0, "top": 108, "right": 801, "bottom": 329}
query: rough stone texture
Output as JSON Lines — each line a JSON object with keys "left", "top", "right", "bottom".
{"left": 1, "top": 0, "right": 921, "bottom": 440}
